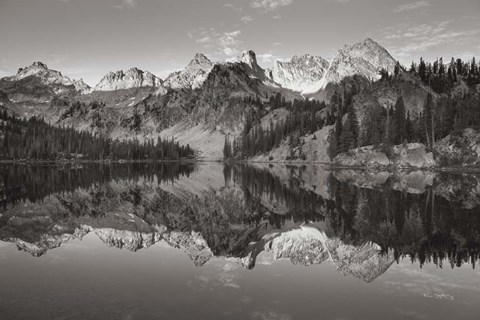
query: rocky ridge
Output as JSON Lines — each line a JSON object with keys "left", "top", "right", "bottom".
{"left": 93, "top": 67, "right": 164, "bottom": 91}
{"left": 4, "top": 61, "right": 91, "bottom": 94}
{"left": 164, "top": 53, "right": 214, "bottom": 90}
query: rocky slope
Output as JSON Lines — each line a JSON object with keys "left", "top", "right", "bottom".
{"left": 93, "top": 67, "right": 164, "bottom": 91}
{"left": 164, "top": 53, "right": 214, "bottom": 89}
{"left": 268, "top": 54, "right": 329, "bottom": 92}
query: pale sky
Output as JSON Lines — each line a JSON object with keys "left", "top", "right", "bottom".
{"left": 0, "top": 0, "right": 479, "bottom": 86}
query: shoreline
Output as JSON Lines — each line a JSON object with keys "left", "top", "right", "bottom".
{"left": 2, "top": 158, "right": 480, "bottom": 173}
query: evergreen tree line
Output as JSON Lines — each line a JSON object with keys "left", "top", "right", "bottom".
{"left": 0, "top": 112, "right": 194, "bottom": 161}
{"left": 409, "top": 56, "right": 480, "bottom": 93}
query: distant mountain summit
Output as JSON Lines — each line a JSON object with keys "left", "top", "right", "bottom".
{"left": 268, "top": 54, "right": 329, "bottom": 92}
{"left": 94, "top": 67, "right": 163, "bottom": 91}
{"left": 238, "top": 50, "right": 279, "bottom": 87}
{"left": 164, "top": 53, "right": 214, "bottom": 90}
{"left": 4, "top": 61, "right": 91, "bottom": 94}
{"left": 304, "top": 38, "right": 397, "bottom": 95}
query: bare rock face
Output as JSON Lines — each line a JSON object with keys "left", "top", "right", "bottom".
{"left": 269, "top": 54, "right": 329, "bottom": 92}
{"left": 164, "top": 53, "right": 214, "bottom": 90}
{"left": 237, "top": 50, "right": 279, "bottom": 87}
{"left": 392, "top": 143, "right": 435, "bottom": 168}
{"left": 94, "top": 67, "right": 164, "bottom": 91}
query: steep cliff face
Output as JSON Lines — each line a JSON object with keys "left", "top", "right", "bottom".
{"left": 269, "top": 54, "right": 329, "bottom": 92}
{"left": 93, "top": 67, "right": 164, "bottom": 91}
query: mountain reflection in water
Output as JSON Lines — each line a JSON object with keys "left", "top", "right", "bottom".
{"left": 1, "top": 162, "right": 479, "bottom": 282}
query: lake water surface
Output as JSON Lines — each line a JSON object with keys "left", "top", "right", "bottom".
{"left": 1, "top": 163, "right": 479, "bottom": 320}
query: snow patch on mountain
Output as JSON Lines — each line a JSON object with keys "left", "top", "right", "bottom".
{"left": 269, "top": 54, "right": 329, "bottom": 92}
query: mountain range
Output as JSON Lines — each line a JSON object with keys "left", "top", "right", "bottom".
{"left": 1, "top": 38, "right": 394, "bottom": 95}
{"left": 0, "top": 38, "right": 401, "bottom": 159}
{"left": 1, "top": 37, "right": 478, "bottom": 164}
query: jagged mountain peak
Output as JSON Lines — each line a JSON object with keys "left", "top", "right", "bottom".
{"left": 94, "top": 67, "right": 163, "bottom": 92}
{"left": 5, "top": 61, "right": 91, "bottom": 94}
{"left": 240, "top": 50, "right": 258, "bottom": 69}
{"left": 191, "top": 53, "right": 211, "bottom": 64}
{"left": 23, "top": 61, "right": 49, "bottom": 71}
{"left": 164, "top": 53, "right": 214, "bottom": 90}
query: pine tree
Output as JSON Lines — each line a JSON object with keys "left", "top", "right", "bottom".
{"left": 424, "top": 93, "right": 434, "bottom": 147}
{"left": 394, "top": 96, "right": 406, "bottom": 144}
{"left": 419, "top": 58, "right": 427, "bottom": 83}
{"left": 223, "top": 134, "right": 231, "bottom": 159}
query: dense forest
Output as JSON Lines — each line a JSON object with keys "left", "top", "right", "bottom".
{"left": 225, "top": 57, "right": 480, "bottom": 160}
{"left": 0, "top": 111, "right": 195, "bottom": 161}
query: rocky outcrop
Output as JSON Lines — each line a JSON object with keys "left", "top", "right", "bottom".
{"left": 237, "top": 50, "right": 279, "bottom": 87}
{"left": 334, "top": 145, "right": 390, "bottom": 167}
{"left": 435, "top": 128, "right": 480, "bottom": 166}
{"left": 334, "top": 143, "right": 435, "bottom": 168}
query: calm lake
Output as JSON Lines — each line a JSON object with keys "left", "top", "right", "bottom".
{"left": 1, "top": 162, "right": 479, "bottom": 320}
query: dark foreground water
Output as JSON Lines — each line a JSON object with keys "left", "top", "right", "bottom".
{"left": 0, "top": 163, "right": 479, "bottom": 320}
